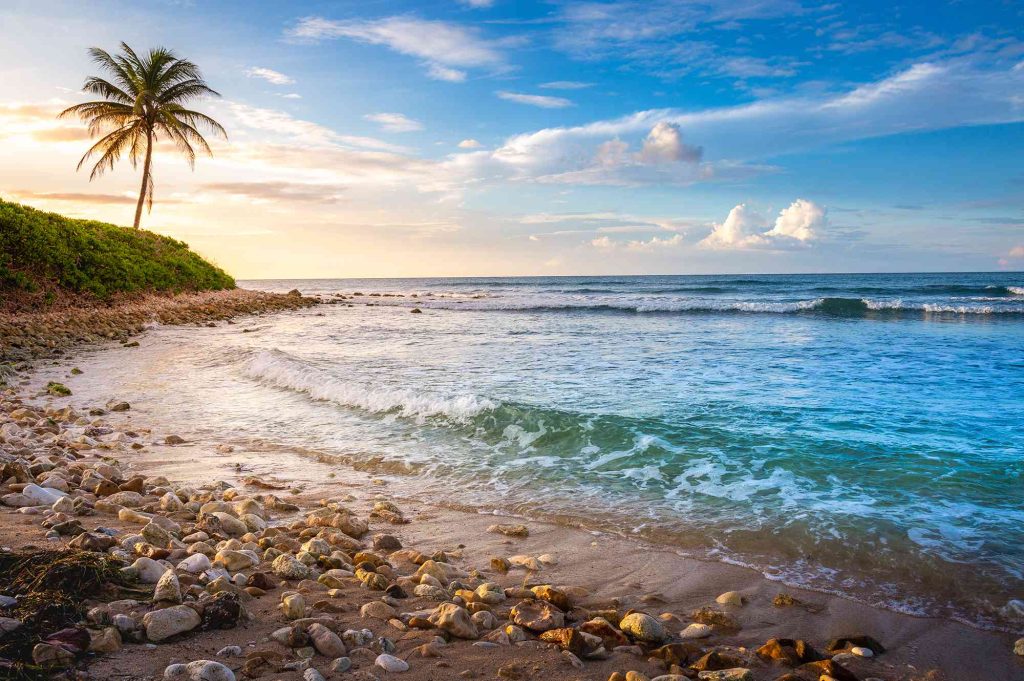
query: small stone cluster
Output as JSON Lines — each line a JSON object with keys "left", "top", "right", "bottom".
{"left": 0, "top": 388, "right": 916, "bottom": 681}
{"left": 0, "top": 288, "right": 315, "bottom": 363}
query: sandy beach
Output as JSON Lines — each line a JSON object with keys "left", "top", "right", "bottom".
{"left": 1, "top": 293, "right": 1022, "bottom": 681}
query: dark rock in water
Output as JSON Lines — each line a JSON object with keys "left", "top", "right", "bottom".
{"left": 690, "top": 607, "right": 741, "bottom": 631}
{"left": 109, "top": 401, "right": 130, "bottom": 412}
{"left": 287, "top": 289, "right": 302, "bottom": 297}
{"left": 797, "top": 659, "right": 858, "bottom": 681}
{"left": 690, "top": 650, "right": 745, "bottom": 672}
{"left": 772, "top": 593, "right": 799, "bottom": 608}
{"left": 410, "top": 308, "right": 422, "bottom": 313}
{"left": 201, "top": 592, "right": 243, "bottom": 630}
{"left": 826, "top": 635, "right": 885, "bottom": 656}
{"left": 164, "top": 435, "right": 186, "bottom": 445}
{"left": 756, "top": 638, "right": 821, "bottom": 666}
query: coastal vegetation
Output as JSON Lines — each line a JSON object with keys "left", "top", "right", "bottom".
{"left": 0, "top": 200, "right": 234, "bottom": 304}
{"left": 58, "top": 42, "right": 225, "bottom": 229}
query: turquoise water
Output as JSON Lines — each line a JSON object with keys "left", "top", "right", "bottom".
{"left": 73, "top": 273, "right": 1024, "bottom": 629}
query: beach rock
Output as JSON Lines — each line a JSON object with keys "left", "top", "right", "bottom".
{"left": 375, "top": 654, "right": 409, "bottom": 673}
{"left": 428, "top": 603, "right": 478, "bottom": 639}
{"left": 163, "top": 660, "right": 236, "bottom": 681}
{"left": 143, "top": 605, "right": 201, "bottom": 641}
{"left": 680, "top": 623, "right": 713, "bottom": 639}
{"left": 331, "top": 657, "right": 353, "bottom": 673}
{"left": 510, "top": 600, "right": 564, "bottom": 632}
{"left": 0, "top": 617, "right": 23, "bottom": 635}
{"left": 282, "top": 594, "right": 306, "bottom": 620}
{"left": 825, "top": 635, "right": 884, "bottom": 656}
{"left": 178, "top": 553, "right": 212, "bottom": 573}
{"left": 127, "top": 557, "right": 169, "bottom": 584}
{"left": 695, "top": 670, "right": 752, "bottom": 681}
{"left": 32, "top": 642, "right": 76, "bottom": 667}
{"left": 87, "top": 626, "right": 122, "bottom": 653}
{"left": 487, "top": 523, "right": 529, "bottom": 538}
{"left": 373, "top": 534, "right": 402, "bottom": 551}
{"left": 796, "top": 660, "right": 857, "bottom": 681}
{"left": 215, "top": 549, "right": 257, "bottom": 571}
{"left": 1015, "top": 638, "right": 1024, "bottom": 656}
{"left": 715, "top": 591, "right": 745, "bottom": 607}
{"left": 202, "top": 592, "right": 243, "bottom": 630}
{"left": 308, "top": 623, "right": 347, "bottom": 657}
{"left": 619, "top": 612, "right": 666, "bottom": 643}
{"left": 217, "top": 645, "right": 243, "bottom": 657}
{"left": 580, "top": 618, "right": 629, "bottom": 649}
{"left": 850, "top": 646, "right": 873, "bottom": 658}
{"left": 531, "top": 584, "right": 569, "bottom": 610}
{"left": 756, "top": 638, "right": 820, "bottom": 665}
{"left": 303, "top": 670, "right": 326, "bottom": 681}
{"left": 361, "top": 601, "right": 397, "bottom": 620}
{"left": 154, "top": 570, "right": 182, "bottom": 603}
{"left": 107, "top": 491, "right": 143, "bottom": 507}
{"left": 69, "top": 531, "right": 117, "bottom": 552}
{"left": 273, "top": 553, "right": 312, "bottom": 580}
{"left": 21, "top": 483, "right": 66, "bottom": 505}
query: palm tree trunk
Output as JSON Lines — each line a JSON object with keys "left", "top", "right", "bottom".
{"left": 132, "top": 127, "right": 154, "bottom": 229}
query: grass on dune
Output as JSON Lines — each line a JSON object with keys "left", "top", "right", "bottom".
{"left": 0, "top": 200, "right": 234, "bottom": 302}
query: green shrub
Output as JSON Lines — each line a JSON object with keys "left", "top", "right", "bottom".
{"left": 0, "top": 200, "right": 235, "bottom": 298}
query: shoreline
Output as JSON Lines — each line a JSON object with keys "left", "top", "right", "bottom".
{"left": 1, "top": 297, "right": 1022, "bottom": 680}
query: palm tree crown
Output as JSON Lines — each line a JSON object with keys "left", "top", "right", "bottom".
{"left": 59, "top": 42, "right": 226, "bottom": 228}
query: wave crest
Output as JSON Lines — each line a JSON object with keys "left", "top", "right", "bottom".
{"left": 245, "top": 350, "right": 497, "bottom": 422}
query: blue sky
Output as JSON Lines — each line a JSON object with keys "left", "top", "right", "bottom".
{"left": 1, "top": 0, "right": 1022, "bottom": 276}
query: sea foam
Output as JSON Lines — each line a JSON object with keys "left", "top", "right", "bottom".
{"left": 244, "top": 350, "right": 497, "bottom": 422}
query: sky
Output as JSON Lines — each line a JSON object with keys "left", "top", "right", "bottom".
{"left": 1, "top": 0, "right": 1023, "bottom": 278}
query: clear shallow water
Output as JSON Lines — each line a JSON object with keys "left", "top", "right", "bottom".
{"left": 64, "top": 274, "right": 1024, "bottom": 629}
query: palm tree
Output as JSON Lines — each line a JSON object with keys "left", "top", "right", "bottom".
{"left": 59, "top": 43, "right": 226, "bottom": 229}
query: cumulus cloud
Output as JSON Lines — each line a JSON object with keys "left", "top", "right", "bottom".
{"left": 700, "top": 199, "right": 826, "bottom": 249}
{"left": 497, "top": 91, "right": 574, "bottom": 108}
{"left": 245, "top": 67, "right": 295, "bottom": 85}
{"left": 765, "top": 199, "right": 825, "bottom": 241}
{"left": 364, "top": 112, "right": 423, "bottom": 133}
{"left": 458, "top": 139, "right": 482, "bottom": 149}
{"left": 639, "top": 122, "right": 703, "bottom": 163}
{"left": 287, "top": 16, "right": 509, "bottom": 82}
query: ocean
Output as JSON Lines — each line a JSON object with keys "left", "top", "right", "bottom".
{"left": 60, "top": 273, "right": 1024, "bottom": 630}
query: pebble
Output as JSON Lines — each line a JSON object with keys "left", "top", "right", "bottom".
{"left": 216, "top": 645, "right": 242, "bottom": 657}
{"left": 375, "top": 654, "right": 410, "bottom": 672}
{"left": 715, "top": 591, "right": 745, "bottom": 607}
{"left": 850, "top": 645, "right": 873, "bottom": 657}
{"left": 679, "top": 623, "right": 713, "bottom": 639}
{"left": 619, "top": 612, "right": 667, "bottom": 643}
{"left": 1015, "top": 638, "right": 1024, "bottom": 656}
{"left": 163, "top": 660, "right": 235, "bottom": 681}
{"left": 695, "top": 670, "right": 752, "bottom": 681}
{"left": 143, "top": 605, "right": 201, "bottom": 641}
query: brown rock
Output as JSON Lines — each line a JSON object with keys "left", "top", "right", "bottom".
{"left": 797, "top": 659, "right": 858, "bottom": 681}
{"left": 510, "top": 600, "right": 565, "bottom": 632}
{"left": 756, "top": 638, "right": 821, "bottom": 666}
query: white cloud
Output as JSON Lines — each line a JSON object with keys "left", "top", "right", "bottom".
{"left": 765, "top": 198, "right": 825, "bottom": 241}
{"left": 540, "top": 81, "right": 593, "bottom": 90}
{"left": 364, "top": 112, "right": 423, "bottom": 133}
{"left": 245, "top": 67, "right": 295, "bottom": 86}
{"left": 459, "top": 0, "right": 494, "bottom": 7}
{"left": 226, "top": 103, "right": 409, "bottom": 153}
{"left": 625, "top": 234, "right": 685, "bottom": 252}
{"left": 700, "top": 199, "right": 826, "bottom": 249}
{"left": 639, "top": 122, "right": 702, "bottom": 163}
{"left": 281, "top": 93, "right": 302, "bottom": 99}
{"left": 474, "top": 60, "right": 1024, "bottom": 188}
{"left": 591, "top": 236, "right": 615, "bottom": 249}
{"left": 1009, "top": 245, "right": 1024, "bottom": 258}
{"left": 700, "top": 204, "right": 768, "bottom": 249}
{"left": 287, "top": 16, "right": 508, "bottom": 82}
{"left": 497, "top": 91, "right": 574, "bottom": 108}
{"left": 458, "top": 139, "right": 482, "bottom": 149}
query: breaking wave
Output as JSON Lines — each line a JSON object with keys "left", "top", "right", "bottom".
{"left": 244, "top": 349, "right": 497, "bottom": 422}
